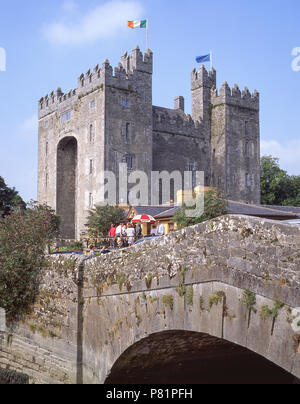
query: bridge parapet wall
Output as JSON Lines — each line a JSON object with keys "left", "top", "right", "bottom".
{"left": 0, "top": 215, "right": 299, "bottom": 383}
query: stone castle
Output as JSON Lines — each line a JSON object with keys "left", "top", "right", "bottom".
{"left": 38, "top": 46, "right": 260, "bottom": 239}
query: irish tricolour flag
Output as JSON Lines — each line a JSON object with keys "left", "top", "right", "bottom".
{"left": 127, "top": 20, "right": 147, "bottom": 29}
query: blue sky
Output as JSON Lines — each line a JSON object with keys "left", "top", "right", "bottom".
{"left": 0, "top": 0, "right": 299, "bottom": 202}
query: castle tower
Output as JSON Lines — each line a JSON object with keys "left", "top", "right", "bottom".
{"left": 104, "top": 46, "right": 153, "bottom": 204}
{"left": 210, "top": 82, "right": 260, "bottom": 204}
{"left": 38, "top": 47, "right": 153, "bottom": 239}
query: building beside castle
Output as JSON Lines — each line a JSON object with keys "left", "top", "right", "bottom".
{"left": 38, "top": 47, "right": 260, "bottom": 239}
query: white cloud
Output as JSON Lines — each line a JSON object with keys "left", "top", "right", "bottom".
{"left": 43, "top": 0, "right": 144, "bottom": 46}
{"left": 19, "top": 114, "right": 38, "bottom": 140}
{"left": 261, "top": 139, "right": 300, "bottom": 175}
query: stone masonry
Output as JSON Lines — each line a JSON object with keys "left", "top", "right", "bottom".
{"left": 38, "top": 47, "right": 260, "bottom": 239}
{"left": 0, "top": 216, "right": 299, "bottom": 384}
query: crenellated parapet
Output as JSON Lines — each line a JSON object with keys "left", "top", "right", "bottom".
{"left": 191, "top": 65, "right": 216, "bottom": 91}
{"left": 38, "top": 47, "right": 153, "bottom": 118}
{"left": 211, "top": 82, "right": 259, "bottom": 111}
{"left": 153, "top": 106, "right": 205, "bottom": 138}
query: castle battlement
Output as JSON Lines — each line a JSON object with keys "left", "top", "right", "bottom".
{"left": 39, "top": 47, "right": 153, "bottom": 119}
{"left": 211, "top": 82, "right": 259, "bottom": 111}
{"left": 191, "top": 65, "right": 217, "bottom": 90}
{"left": 153, "top": 106, "right": 204, "bottom": 138}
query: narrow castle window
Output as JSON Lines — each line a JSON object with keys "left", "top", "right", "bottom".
{"left": 89, "top": 193, "right": 93, "bottom": 208}
{"left": 246, "top": 173, "right": 252, "bottom": 187}
{"left": 89, "top": 159, "right": 93, "bottom": 175}
{"left": 188, "top": 162, "right": 197, "bottom": 189}
{"left": 89, "top": 124, "right": 94, "bottom": 142}
{"left": 125, "top": 155, "right": 134, "bottom": 170}
{"left": 90, "top": 100, "right": 95, "bottom": 109}
{"left": 125, "top": 123, "right": 130, "bottom": 143}
{"left": 45, "top": 173, "right": 48, "bottom": 188}
{"left": 44, "top": 120, "right": 49, "bottom": 129}
{"left": 45, "top": 142, "right": 48, "bottom": 156}
{"left": 245, "top": 141, "right": 253, "bottom": 157}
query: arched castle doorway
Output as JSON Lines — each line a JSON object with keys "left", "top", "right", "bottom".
{"left": 57, "top": 137, "right": 77, "bottom": 239}
{"left": 104, "top": 331, "right": 298, "bottom": 384}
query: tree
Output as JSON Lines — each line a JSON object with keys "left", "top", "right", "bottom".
{"left": 174, "top": 190, "right": 228, "bottom": 230}
{"left": 0, "top": 202, "right": 60, "bottom": 321}
{"left": 0, "top": 176, "right": 25, "bottom": 213}
{"left": 86, "top": 205, "right": 125, "bottom": 238}
{"left": 261, "top": 156, "right": 300, "bottom": 206}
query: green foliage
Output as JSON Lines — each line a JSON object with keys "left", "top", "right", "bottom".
{"left": 261, "top": 156, "right": 300, "bottom": 206}
{"left": 0, "top": 176, "right": 25, "bottom": 212}
{"left": 242, "top": 289, "right": 257, "bottom": 313}
{"left": 162, "top": 295, "right": 174, "bottom": 310}
{"left": 186, "top": 286, "right": 194, "bottom": 306}
{"left": 174, "top": 190, "right": 227, "bottom": 230}
{"left": 69, "top": 240, "right": 84, "bottom": 251}
{"left": 0, "top": 202, "right": 60, "bottom": 321}
{"left": 86, "top": 205, "right": 125, "bottom": 238}
{"left": 175, "top": 282, "right": 187, "bottom": 297}
{"left": 261, "top": 300, "right": 284, "bottom": 320}
{"left": 209, "top": 291, "right": 225, "bottom": 309}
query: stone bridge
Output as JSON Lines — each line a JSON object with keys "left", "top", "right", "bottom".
{"left": 0, "top": 215, "right": 299, "bottom": 384}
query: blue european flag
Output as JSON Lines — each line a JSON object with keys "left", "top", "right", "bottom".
{"left": 196, "top": 54, "right": 211, "bottom": 63}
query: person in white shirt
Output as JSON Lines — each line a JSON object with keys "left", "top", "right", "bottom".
{"left": 156, "top": 221, "right": 166, "bottom": 236}
{"left": 116, "top": 224, "right": 122, "bottom": 238}
{"left": 126, "top": 224, "right": 136, "bottom": 246}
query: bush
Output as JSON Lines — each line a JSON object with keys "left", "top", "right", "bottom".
{"left": 0, "top": 202, "right": 60, "bottom": 321}
{"left": 174, "top": 190, "right": 227, "bottom": 230}
{"left": 86, "top": 205, "right": 125, "bottom": 238}
{"left": 69, "top": 240, "right": 84, "bottom": 251}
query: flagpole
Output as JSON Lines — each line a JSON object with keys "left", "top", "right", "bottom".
{"left": 146, "top": 19, "right": 149, "bottom": 51}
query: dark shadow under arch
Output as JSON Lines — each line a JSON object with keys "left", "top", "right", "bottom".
{"left": 57, "top": 137, "right": 77, "bottom": 239}
{"left": 105, "top": 331, "right": 299, "bottom": 385}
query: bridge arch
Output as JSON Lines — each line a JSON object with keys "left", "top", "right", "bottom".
{"left": 104, "top": 330, "right": 297, "bottom": 384}
{"left": 82, "top": 277, "right": 300, "bottom": 384}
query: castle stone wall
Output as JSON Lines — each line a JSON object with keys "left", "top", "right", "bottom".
{"left": 37, "top": 47, "right": 261, "bottom": 238}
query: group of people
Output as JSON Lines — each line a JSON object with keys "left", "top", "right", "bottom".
{"left": 87, "top": 220, "right": 166, "bottom": 257}
{"left": 107, "top": 220, "right": 166, "bottom": 248}
{"left": 108, "top": 222, "right": 142, "bottom": 248}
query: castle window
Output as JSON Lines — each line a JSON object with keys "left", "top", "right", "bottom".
{"left": 44, "top": 120, "right": 49, "bottom": 129}
{"left": 126, "top": 155, "right": 133, "bottom": 170}
{"left": 89, "top": 159, "right": 93, "bottom": 175}
{"left": 246, "top": 173, "right": 252, "bottom": 187}
{"left": 125, "top": 154, "right": 134, "bottom": 170}
{"left": 90, "top": 100, "right": 95, "bottom": 109}
{"left": 89, "top": 193, "right": 93, "bottom": 208}
{"left": 61, "top": 110, "right": 72, "bottom": 123}
{"left": 89, "top": 124, "right": 95, "bottom": 142}
{"left": 245, "top": 141, "right": 253, "bottom": 157}
{"left": 125, "top": 123, "right": 130, "bottom": 143}
{"left": 45, "top": 173, "right": 48, "bottom": 188}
